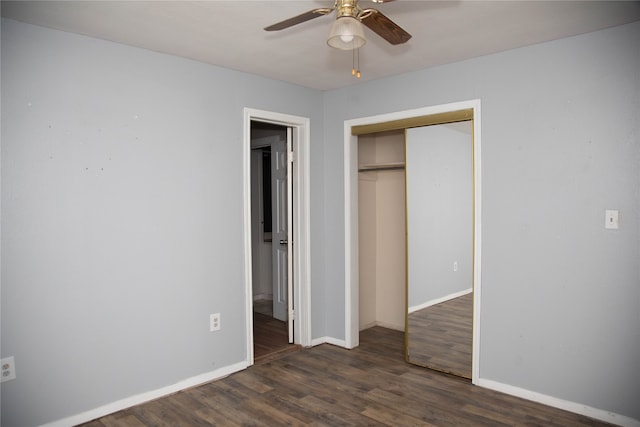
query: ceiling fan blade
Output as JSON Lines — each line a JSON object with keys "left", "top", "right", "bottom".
{"left": 360, "top": 8, "right": 411, "bottom": 45}
{"left": 264, "top": 8, "right": 333, "bottom": 31}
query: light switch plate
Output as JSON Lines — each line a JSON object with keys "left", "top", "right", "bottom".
{"left": 605, "top": 210, "right": 619, "bottom": 229}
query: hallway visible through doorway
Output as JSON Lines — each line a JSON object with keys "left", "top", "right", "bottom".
{"left": 253, "top": 299, "right": 300, "bottom": 363}
{"left": 250, "top": 120, "right": 299, "bottom": 363}
{"left": 244, "top": 107, "right": 312, "bottom": 366}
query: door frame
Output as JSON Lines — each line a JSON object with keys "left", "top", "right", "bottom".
{"left": 243, "top": 108, "right": 311, "bottom": 366}
{"left": 343, "top": 99, "right": 482, "bottom": 384}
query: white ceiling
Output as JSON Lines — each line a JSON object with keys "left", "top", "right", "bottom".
{"left": 2, "top": 1, "right": 639, "bottom": 90}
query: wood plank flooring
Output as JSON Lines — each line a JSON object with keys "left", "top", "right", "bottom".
{"left": 80, "top": 327, "right": 612, "bottom": 427}
{"left": 407, "top": 292, "right": 473, "bottom": 378}
{"left": 253, "top": 311, "right": 300, "bottom": 363}
{"left": 252, "top": 299, "right": 300, "bottom": 363}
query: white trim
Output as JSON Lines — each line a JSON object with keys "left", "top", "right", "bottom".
{"left": 360, "top": 321, "right": 405, "bottom": 332}
{"left": 478, "top": 379, "right": 640, "bottom": 427}
{"left": 344, "top": 122, "right": 360, "bottom": 349}
{"left": 253, "top": 293, "right": 272, "bottom": 302}
{"left": 343, "top": 100, "right": 482, "bottom": 384}
{"left": 39, "top": 362, "right": 247, "bottom": 427}
{"left": 408, "top": 288, "right": 472, "bottom": 313}
{"left": 471, "top": 102, "right": 482, "bottom": 383}
{"left": 311, "top": 336, "right": 347, "bottom": 347}
{"left": 243, "top": 108, "right": 312, "bottom": 367}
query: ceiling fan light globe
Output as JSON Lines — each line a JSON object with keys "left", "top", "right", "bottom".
{"left": 327, "top": 16, "right": 366, "bottom": 50}
{"left": 340, "top": 34, "right": 354, "bottom": 43}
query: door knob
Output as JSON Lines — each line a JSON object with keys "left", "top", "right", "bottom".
{"left": 280, "top": 239, "right": 288, "bottom": 245}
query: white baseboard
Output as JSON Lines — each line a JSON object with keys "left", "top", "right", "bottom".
{"left": 39, "top": 351, "right": 637, "bottom": 427}
{"left": 311, "top": 336, "right": 347, "bottom": 348}
{"left": 252, "top": 293, "right": 272, "bottom": 301}
{"left": 360, "top": 321, "right": 404, "bottom": 332}
{"left": 409, "top": 288, "right": 472, "bottom": 313}
{"left": 359, "top": 321, "right": 377, "bottom": 331}
{"left": 478, "top": 379, "right": 640, "bottom": 427}
{"left": 40, "top": 361, "right": 248, "bottom": 427}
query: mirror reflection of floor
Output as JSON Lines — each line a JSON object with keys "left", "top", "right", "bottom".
{"left": 407, "top": 292, "right": 473, "bottom": 379}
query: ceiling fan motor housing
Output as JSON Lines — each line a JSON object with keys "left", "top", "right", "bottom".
{"left": 335, "top": 0, "right": 360, "bottom": 19}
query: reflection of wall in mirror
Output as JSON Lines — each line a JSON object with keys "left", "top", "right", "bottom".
{"left": 406, "top": 123, "right": 472, "bottom": 313}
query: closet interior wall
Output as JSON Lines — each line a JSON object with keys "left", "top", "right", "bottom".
{"left": 358, "top": 130, "right": 406, "bottom": 331}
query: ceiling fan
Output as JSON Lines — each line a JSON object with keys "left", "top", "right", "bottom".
{"left": 264, "top": 0, "right": 412, "bottom": 49}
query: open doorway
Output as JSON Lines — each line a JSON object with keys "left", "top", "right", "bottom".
{"left": 250, "top": 121, "right": 296, "bottom": 362}
{"left": 243, "top": 108, "right": 311, "bottom": 367}
{"left": 357, "top": 129, "right": 406, "bottom": 334}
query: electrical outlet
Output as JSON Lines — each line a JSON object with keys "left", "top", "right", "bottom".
{"left": 1, "top": 356, "right": 16, "bottom": 383}
{"left": 453, "top": 261, "right": 458, "bottom": 272}
{"left": 210, "top": 313, "right": 221, "bottom": 332}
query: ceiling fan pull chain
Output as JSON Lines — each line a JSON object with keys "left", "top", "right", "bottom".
{"left": 352, "top": 43, "right": 356, "bottom": 76}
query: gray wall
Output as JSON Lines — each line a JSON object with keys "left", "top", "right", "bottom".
{"left": 0, "top": 19, "right": 324, "bottom": 426}
{"left": 322, "top": 21, "right": 639, "bottom": 421}
{"left": 406, "top": 124, "right": 472, "bottom": 308}
{"left": 2, "top": 15, "right": 639, "bottom": 426}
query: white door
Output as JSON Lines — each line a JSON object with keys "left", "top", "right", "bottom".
{"left": 271, "top": 130, "right": 294, "bottom": 342}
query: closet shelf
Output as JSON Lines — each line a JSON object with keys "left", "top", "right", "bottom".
{"left": 358, "top": 162, "right": 405, "bottom": 172}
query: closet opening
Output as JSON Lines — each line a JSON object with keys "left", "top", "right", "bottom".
{"left": 357, "top": 130, "right": 406, "bottom": 339}
{"left": 344, "top": 100, "right": 482, "bottom": 383}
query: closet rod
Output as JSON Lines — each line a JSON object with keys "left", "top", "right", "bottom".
{"left": 358, "top": 162, "right": 405, "bottom": 172}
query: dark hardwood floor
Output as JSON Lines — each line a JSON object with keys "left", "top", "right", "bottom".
{"left": 80, "top": 326, "right": 612, "bottom": 427}
{"left": 252, "top": 299, "right": 300, "bottom": 363}
{"left": 407, "top": 292, "right": 473, "bottom": 378}
{"left": 253, "top": 311, "right": 300, "bottom": 363}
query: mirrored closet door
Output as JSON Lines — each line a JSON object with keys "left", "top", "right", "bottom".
{"left": 405, "top": 121, "right": 474, "bottom": 379}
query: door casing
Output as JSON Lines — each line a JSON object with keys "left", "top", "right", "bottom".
{"left": 243, "top": 108, "right": 311, "bottom": 366}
